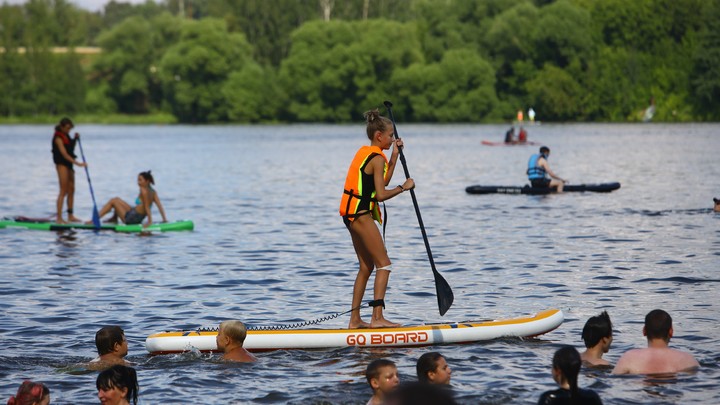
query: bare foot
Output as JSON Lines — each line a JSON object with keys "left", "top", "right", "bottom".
{"left": 55, "top": 217, "right": 67, "bottom": 224}
{"left": 348, "top": 320, "right": 372, "bottom": 329}
{"left": 68, "top": 215, "right": 83, "bottom": 223}
{"left": 370, "top": 319, "right": 401, "bottom": 328}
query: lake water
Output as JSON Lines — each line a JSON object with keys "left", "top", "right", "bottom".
{"left": 1, "top": 123, "right": 719, "bottom": 404}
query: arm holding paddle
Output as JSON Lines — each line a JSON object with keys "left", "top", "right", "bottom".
{"left": 372, "top": 138, "right": 414, "bottom": 201}
{"left": 54, "top": 134, "right": 86, "bottom": 168}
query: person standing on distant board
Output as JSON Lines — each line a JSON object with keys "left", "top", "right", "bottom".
{"left": 527, "top": 146, "right": 567, "bottom": 192}
{"left": 528, "top": 107, "right": 536, "bottom": 123}
{"left": 52, "top": 117, "right": 87, "bottom": 223}
{"left": 517, "top": 109, "right": 524, "bottom": 122}
{"left": 340, "top": 109, "right": 414, "bottom": 329}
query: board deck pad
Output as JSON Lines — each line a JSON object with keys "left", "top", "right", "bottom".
{"left": 0, "top": 217, "right": 194, "bottom": 232}
{"left": 145, "top": 309, "right": 564, "bottom": 354}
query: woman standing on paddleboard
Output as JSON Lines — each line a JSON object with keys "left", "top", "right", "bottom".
{"left": 340, "top": 109, "right": 414, "bottom": 329}
{"left": 52, "top": 117, "right": 87, "bottom": 223}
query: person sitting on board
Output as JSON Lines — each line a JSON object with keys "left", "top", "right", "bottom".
{"left": 416, "top": 352, "right": 452, "bottom": 385}
{"left": 538, "top": 346, "right": 603, "bottom": 405}
{"left": 365, "top": 358, "right": 399, "bottom": 405}
{"left": 713, "top": 198, "right": 720, "bottom": 212}
{"left": 216, "top": 320, "right": 257, "bottom": 362}
{"left": 88, "top": 325, "right": 130, "bottom": 370}
{"left": 7, "top": 380, "right": 50, "bottom": 405}
{"left": 339, "top": 108, "right": 414, "bottom": 329}
{"left": 90, "top": 170, "right": 167, "bottom": 228}
{"left": 96, "top": 364, "right": 139, "bottom": 405}
{"left": 52, "top": 117, "right": 87, "bottom": 224}
{"left": 527, "top": 146, "right": 567, "bottom": 192}
{"left": 504, "top": 127, "right": 515, "bottom": 144}
{"left": 518, "top": 127, "right": 528, "bottom": 143}
{"left": 612, "top": 309, "right": 700, "bottom": 375}
{"left": 580, "top": 311, "right": 613, "bottom": 368}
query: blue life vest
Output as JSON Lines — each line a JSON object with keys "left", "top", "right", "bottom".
{"left": 527, "top": 153, "right": 548, "bottom": 180}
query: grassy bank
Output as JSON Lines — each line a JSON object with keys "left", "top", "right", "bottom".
{"left": 0, "top": 113, "right": 177, "bottom": 125}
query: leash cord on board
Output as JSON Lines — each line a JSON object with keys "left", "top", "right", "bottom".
{"left": 194, "top": 300, "right": 384, "bottom": 332}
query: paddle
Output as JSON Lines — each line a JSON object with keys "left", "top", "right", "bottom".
{"left": 383, "top": 100, "right": 454, "bottom": 316}
{"left": 76, "top": 135, "right": 101, "bottom": 229}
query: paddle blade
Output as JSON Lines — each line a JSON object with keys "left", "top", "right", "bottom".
{"left": 434, "top": 271, "right": 454, "bottom": 316}
{"left": 92, "top": 207, "right": 101, "bottom": 229}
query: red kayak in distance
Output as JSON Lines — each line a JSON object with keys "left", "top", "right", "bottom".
{"left": 482, "top": 140, "right": 540, "bottom": 146}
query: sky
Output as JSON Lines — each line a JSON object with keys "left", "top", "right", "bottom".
{"left": 2, "top": 0, "right": 147, "bottom": 12}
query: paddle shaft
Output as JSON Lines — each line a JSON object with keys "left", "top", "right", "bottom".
{"left": 76, "top": 136, "right": 101, "bottom": 227}
{"left": 383, "top": 101, "right": 453, "bottom": 315}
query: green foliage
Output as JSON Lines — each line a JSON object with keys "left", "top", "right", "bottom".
{"left": 393, "top": 49, "right": 499, "bottom": 122}
{"left": 278, "top": 19, "right": 423, "bottom": 122}
{"left": 158, "top": 18, "right": 254, "bottom": 123}
{"left": 93, "top": 13, "right": 181, "bottom": 114}
{"left": 690, "top": 1, "right": 720, "bottom": 120}
{"left": 223, "top": 64, "right": 285, "bottom": 122}
{"left": 525, "top": 63, "right": 583, "bottom": 121}
{"left": 0, "top": 0, "right": 718, "bottom": 122}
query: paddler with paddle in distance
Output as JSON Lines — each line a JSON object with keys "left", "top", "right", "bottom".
{"left": 340, "top": 109, "right": 414, "bottom": 329}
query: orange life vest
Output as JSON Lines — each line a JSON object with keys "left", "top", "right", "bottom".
{"left": 339, "top": 145, "right": 388, "bottom": 223}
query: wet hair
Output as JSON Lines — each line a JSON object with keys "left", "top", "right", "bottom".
{"left": 139, "top": 170, "right": 155, "bottom": 185}
{"left": 581, "top": 311, "right": 612, "bottom": 348}
{"left": 365, "top": 358, "right": 396, "bottom": 384}
{"left": 539, "top": 146, "right": 550, "bottom": 155}
{"left": 363, "top": 109, "right": 393, "bottom": 140}
{"left": 96, "top": 365, "right": 139, "bottom": 405}
{"left": 645, "top": 309, "right": 672, "bottom": 341}
{"left": 219, "top": 320, "right": 248, "bottom": 345}
{"left": 7, "top": 380, "right": 49, "bottom": 405}
{"left": 552, "top": 346, "right": 581, "bottom": 404}
{"left": 416, "top": 352, "right": 444, "bottom": 383}
{"left": 95, "top": 326, "right": 125, "bottom": 356}
{"left": 55, "top": 117, "right": 73, "bottom": 132}
{"left": 384, "top": 382, "right": 457, "bottom": 405}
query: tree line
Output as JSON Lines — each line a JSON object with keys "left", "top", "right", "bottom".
{"left": 0, "top": 0, "right": 718, "bottom": 123}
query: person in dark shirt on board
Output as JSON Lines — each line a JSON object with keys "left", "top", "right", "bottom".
{"left": 580, "top": 311, "right": 613, "bottom": 368}
{"left": 527, "top": 146, "right": 567, "bottom": 192}
{"left": 538, "top": 346, "right": 603, "bottom": 405}
{"left": 504, "top": 127, "right": 515, "bottom": 144}
{"left": 52, "top": 117, "right": 87, "bottom": 223}
{"left": 612, "top": 309, "right": 699, "bottom": 375}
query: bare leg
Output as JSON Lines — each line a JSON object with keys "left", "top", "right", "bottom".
{"left": 67, "top": 172, "right": 81, "bottom": 222}
{"left": 550, "top": 179, "right": 564, "bottom": 193}
{"left": 56, "top": 165, "right": 71, "bottom": 223}
{"left": 92, "top": 198, "right": 132, "bottom": 224}
{"left": 347, "top": 215, "right": 400, "bottom": 328}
